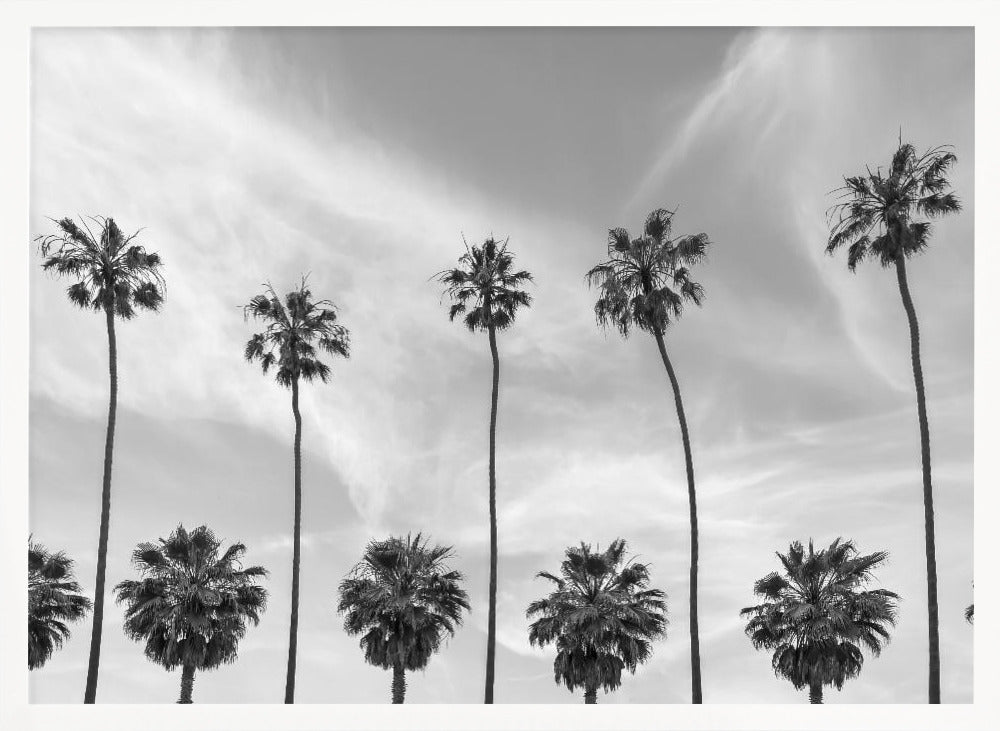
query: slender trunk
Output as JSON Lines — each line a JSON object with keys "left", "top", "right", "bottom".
{"left": 653, "top": 329, "right": 702, "bottom": 704}
{"left": 894, "top": 254, "right": 941, "bottom": 704}
{"left": 391, "top": 662, "right": 406, "bottom": 704}
{"left": 809, "top": 681, "right": 823, "bottom": 704}
{"left": 484, "top": 323, "right": 500, "bottom": 704}
{"left": 284, "top": 376, "right": 303, "bottom": 704}
{"left": 584, "top": 687, "right": 597, "bottom": 704}
{"left": 83, "top": 306, "right": 117, "bottom": 704}
{"left": 177, "top": 664, "right": 196, "bottom": 704}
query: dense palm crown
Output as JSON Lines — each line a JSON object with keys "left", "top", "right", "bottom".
{"left": 740, "top": 538, "right": 898, "bottom": 702}
{"left": 244, "top": 279, "right": 351, "bottom": 386}
{"left": 436, "top": 236, "right": 533, "bottom": 331}
{"left": 586, "top": 208, "right": 708, "bottom": 336}
{"left": 526, "top": 540, "right": 667, "bottom": 702}
{"left": 37, "top": 216, "right": 164, "bottom": 317}
{"left": 28, "top": 540, "right": 92, "bottom": 670}
{"left": 338, "top": 535, "right": 470, "bottom": 702}
{"left": 114, "top": 525, "right": 268, "bottom": 676}
{"left": 826, "top": 142, "right": 960, "bottom": 269}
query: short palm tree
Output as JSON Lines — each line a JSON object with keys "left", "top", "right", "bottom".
{"left": 826, "top": 140, "right": 960, "bottom": 704}
{"left": 526, "top": 539, "right": 667, "bottom": 704}
{"left": 436, "top": 236, "right": 532, "bottom": 704}
{"left": 244, "top": 277, "right": 350, "bottom": 704}
{"left": 337, "top": 534, "right": 470, "bottom": 703}
{"left": 114, "top": 524, "right": 268, "bottom": 704}
{"left": 586, "top": 208, "right": 708, "bottom": 703}
{"left": 740, "top": 538, "right": 899, "bottom": 704}
{"left": 36, "top": 216, "right": 164, "bottom": 702}
{"left": 29, "top": 539, "right": 92, "bottom": 670}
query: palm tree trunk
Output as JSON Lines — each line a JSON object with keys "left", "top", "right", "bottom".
{"left": 391, "top": 662, "right": 406, "bottom": 704}
{"left": 653, "top": 329, "right": 702, "bottom": 704}
{"left": 177, "top": 664, "right": 196, "bottom": 704}
{"left": 83, "top": 305, "right": 117, "bottom": 704}
{"left": 584, "top": 686, "right": 598, "bottom": 704}
{"left": 484, "top": 322, "right": 500, "bottom": 704}
{"left": 284, "top": 375, "right": 303, "bottom": 704}
{"left": 809, "top": 681, "right": 823, "bottom": 704}
{"left": 894, "top": 253, "right": 940, "bottom": 704}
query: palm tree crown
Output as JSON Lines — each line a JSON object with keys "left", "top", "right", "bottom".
{"left": 826, "top": 141, "right": 961, "bottom": 270}
{"left": 436, "top": 236, "right": 533, "bottom": 331}
{"left": 586, "top": 208, "right": 708, "bottom": 337}
{"left": 740, "top": 538, "right": 898, "bottom": 701}
{"left": 37, "top": 216, "right": 164, "bottom": 317}
{"left": 114, "top": 525, "right": 268, "bottom": 674}
{"left": 526, "top": 539, "right": 667, "bottom": 702}
{"left": 244, "top": 278, "right": 351, "bottom": 387}
{"left": 338, "top": 534, "right": 470, "bottom": 673}
{"left": 28, "top": 539, "right": 92, "bottom": 670}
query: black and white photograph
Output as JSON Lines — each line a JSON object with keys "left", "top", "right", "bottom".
{"left": 1, "top": 2, "right": 997, "bottom": 730}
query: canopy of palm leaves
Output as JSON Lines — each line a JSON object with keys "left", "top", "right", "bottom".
{"left": 337, "top": 534, "right": 470, "bottom": 673}
{"left": 436, "top": 236, "right": 533, "bottom": 331}
{"left": 826, "top": 141, "right": 961, "bottom": 270}
{"left": 114, "top": 524, "right": 268, "bottom": 673}
{"left": 36, "top": 216, "right": 164, "bottom": 317}
{"left": 965, "top": 604, "right": 974, "bottom": 624}
{"left": 526, "top": 539, "right": 667, "bottom": 697}
{"left": 740, "top": 538, "right": 898, "bottom": 694}
{"left": 244, "top": 278, "right": 350, "bottom": 387}
{"left": 29, "top": 539, "right": 92, "bottom": 670}
{"left": 586, "top": 208, "right": 708, "bottom": 337}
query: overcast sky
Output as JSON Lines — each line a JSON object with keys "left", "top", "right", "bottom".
{"left": 29, "top": 27, "right": 973, "bottom": 704}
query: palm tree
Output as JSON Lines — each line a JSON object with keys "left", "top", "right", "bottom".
{"left": 28, "top": 538, "right": 92, "bottom": 670}
{"left": 965, "top": 605, "right": 974, "bottom": 624}
{"left": 826, "top": 140, "right": 960, "bottom": 704}
{"left": 244, "top": 277, "right": 350, "bottom": 703}
{"left": 586, "top": 208, "right": 708, "bottom": 703}
{"left": 740, "top": 538, "right": 899, "bottom": 704}
{"left": 36, "top": 216, "right": 164, "bottom": 702}
{"left": 337, "top": 534, "right": 470, "bottom": 703}
{"left": 113, "top": 524, "right": 268, "bottom": 704}
{"left": 527, "top": 539, "right": 667, "bottom": 704}
{"left": 436, "top": 236, "right": 532, "bottom": 703}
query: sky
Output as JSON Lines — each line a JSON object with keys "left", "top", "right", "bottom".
{"left": 28, "top": 27, "right": 973, "bottom": 704}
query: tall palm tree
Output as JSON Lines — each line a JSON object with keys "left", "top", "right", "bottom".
{"left": 114, "top": 524, "right": 268, "bottom": 704}
{"left": 826, "top": 140, "right": 960, "bottom": 704}
{"left": 28, "top": 538, "right": 92, "bottom": 670}
{"left": 436, "top": 236, "right": 532, "bottom": 703}
{"left": 244, "top": 278, "right": 350, "bottom": 703}
{"left": 740, "top": 538, "right": 898, "bottom": 704}
{"left": 36, "top": 216, "right": 164, "bottom": 702}
{"left": 337, "top": 534, "right": 470, "bottom": 703}
{"left": 526, "top": 539, "right": 667, "bottom": 704}
{"left": 586, "top": 208, "right": 708, "bottom": 703}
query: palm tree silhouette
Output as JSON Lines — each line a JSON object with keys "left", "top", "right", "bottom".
{"left": 337, "top": 534, "right": 470, "bottom": 703}
{"left": 244, "top": 278, "right": 350, "bottom": 703}
{"left": 586, "top": 207, "right": 708, "bottom": 703}
{"left": 114, "top": 524, "right": 268, "bottom": 704}
{"left": 527, "top": 539, "right": 667, "bottom": 704}
{"left": 436, "top": 236, "right": 532, "bottom": 703}
{"left": 741, "top": 538, "right": 898, "bottom": 704}
{"left": 28, "top": 538, "right": 92, "bottom": 670}
{"left": 36, "top": 216, "right": 164, "bottom": 702}
{"left": 826, "top": 139, "right": 960, "bottom": 703}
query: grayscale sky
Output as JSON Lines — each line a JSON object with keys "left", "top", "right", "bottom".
{"left": 29, "top": 27, "right": 973, "bottom": 704}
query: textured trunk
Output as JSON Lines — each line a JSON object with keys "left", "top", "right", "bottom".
{"left": 809, "top": 681, "right": 823, "bottom": 704}
{"left": 653, "top": 329, "right": 702, "bottom": 704}
{"left": 177, "top": 664, "right": 196, "bottom": 704}
{"left": 584, "top": 687, "right": 598, "bottom": 704}
{"left": 895, "top": 253, "right": 940, "bottom": 704}
{"left": 83, "top": 305, "right": 117, "bottom": 704}
{"left": 284, "top": 376, "right": 303, "bottom": 704}
{"left": 391, "top": 663, "right": 406, "bottom": 704}
{"left": 484, "top": 322, "right": 500, "bottom": 704}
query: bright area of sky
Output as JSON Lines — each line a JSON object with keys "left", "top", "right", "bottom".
{"left": 29, "top": 27, "right": 973, "bottom": 704}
